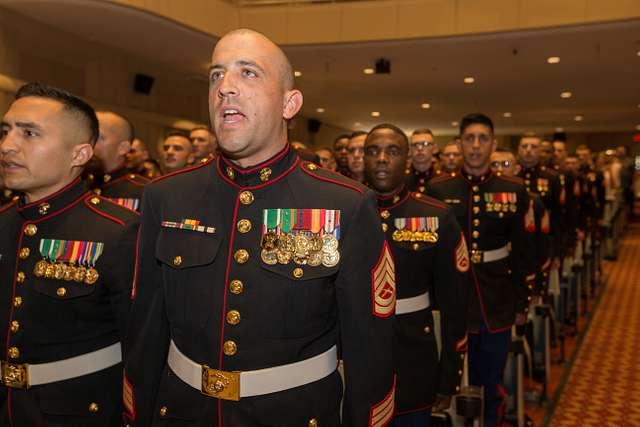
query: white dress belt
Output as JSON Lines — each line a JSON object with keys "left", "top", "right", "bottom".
{"left": 395, "top": 291, "right": 430, "bottom": 315}
{"left": 1, "top": 342, "right": 122, "bottom": 388}
{"left": 168, "top": 340, "right": 338, "bottom": 398}
{"left": 477, "top": 244, "right": 510, "bottom": 263}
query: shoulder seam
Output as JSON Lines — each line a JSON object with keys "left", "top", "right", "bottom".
{"left": 151, "top": 159, "right": 212, "bottom": 184}
{"left": 411, "top": 193, "right": 448, "bottom": 209}
{"left": 83, "top": 195, "right": 138, "bottom": 227}
{"left": 299, "top": 162, "right": 365, "bottom": 194}
{"left": 429, "top": 174, "right": 456, "bottom": 184}
{"left": 497, "top": 175, "right": 522, "bottom": 184}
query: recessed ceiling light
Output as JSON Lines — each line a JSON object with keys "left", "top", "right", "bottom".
{"left": 555, "top": 127, "right": 564, "bottom": 132}
{"left": 560, "top": 91, "right": 572, "bottom": 99}
{"left": 421, "top": 103, "right": 431, "bottom": 109}
{"left": 371, "top": 111, "right": 380, "bottom": 117}
{"left": 574, "top": 115, "right": 583, "bottom": 122}
{"left": 452, "top": 121, "right": 459, "bottom": 126}
{"left": 354, "top": 122, "right": 361, "bottom": 127}
{"left": 547, "top": 56, "right": 561, "bottom": 64}
{"left": 316, "top": 107, "right": 325, "bottom": 113}
{"left": 503, "top": 112, "right": 512, "bottom": 118}
{"left": 294, "top": 71, "right": 302, "bottom": 77}
{"left": 637, "top": 51, "right": 640, "bottom": 57}
{"left": 463, "top": 77, "right": 475, "bottom": 84}
{"left": 363, "top": 68, "right": 375, "bottom": 75}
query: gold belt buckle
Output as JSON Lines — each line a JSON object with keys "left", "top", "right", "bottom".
{"left": 1, "top": 361, "right": 29, "bottom": 389}
{"left": 201, "top": 365, "right": 240, "bottom": 401}
{"left": 471, "top": 250, "right": 483, "bottom": 264}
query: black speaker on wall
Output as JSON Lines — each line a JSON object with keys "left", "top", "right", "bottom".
{"left": 133, "top": 73, "right": 155, "bottom": 95}
{"left": 308, "top": 118, "right": 322, "bottom": 134}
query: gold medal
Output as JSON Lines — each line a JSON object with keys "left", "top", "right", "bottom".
{"left": 54, "top": 263, "right": 65, "bottom": 280}
{"left": 502, "top": 203, "right": 509, "bottom": 213}
{"left": 424, "top": 232, "right": 439, "bottom": 243}
{"left": 310, "top": 237, "right": 323, "bottom": 252}
{"left": 276, "top": 250, "right": 291, "bottom": 265}
{"left": 392, "top": 230, "right": 403, "bottom": 242}
{"left": 260, "top": 232, "right": 278, "bottom": 251}
{"left": 307, "top": 251, "right": 322, "bottom": 267}
{"left": 494, "top": 202, "right": 501, "bottom": 211}
{"left": 294, "top": 234, "right": 311, "bottom": 254}
{"left": 34, "top": 260, "right": 48, "bottom": 277}
{"left": 45, "top": 262, "right": 56, "bottom": 279}
{"left": 510, "top": 204, "right": 517, "bottom": 213}
{"left": 322, "top": 250, "right": 340, "bottom": 267}
{"left": 261, "top": 249, "right": 278, "bottom": 265}
{"left": 486, "top": 203, "right": 493, "bottom": 212}
{"left": 84, "top": 267, "right": 99, "bottom": 285}
{"left": 321, "top": 234, "right": 339, "bottom": 252}
{"left": 63, "top": 264, "right": 76, "bottom": 281}
{"left": 74, "top": 266, "right": 87, "bottom": 283}
{"left": 293, "top": 253, "right": 308, "bottom": 265}
{"left": 277, "top": 234, "right": 295, "bottom": 253}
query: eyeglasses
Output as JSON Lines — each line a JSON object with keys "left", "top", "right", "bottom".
{"left": 490, "top": 160, "right": 512, "bottom": 168}
{"left": 410, "top": 141, "right": 435, "bottom": 151}
{"left": 347, "top": 147, "right": 364, "bottom": 155}
{"left": 461, "top": 133, "right": 492, "bottom": 144}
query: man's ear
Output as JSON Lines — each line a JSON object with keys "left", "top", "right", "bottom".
{"left": 283, "top": 90, "right": 303, "bottom": 120}
{"left": 70, "top": 143, "right": 93, "bottom": 168}
{"left": 117, "top": 140, "right": 132, "bottom": 157}
{"left": 515, "top": 164, "right": 522, "bottom": 174}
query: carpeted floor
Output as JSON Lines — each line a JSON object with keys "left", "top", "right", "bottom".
{"left": 548, "top": 224, "right": 640, "bottom": 426}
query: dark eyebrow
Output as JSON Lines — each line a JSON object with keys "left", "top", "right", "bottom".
{"left": 15, "top": 121, "right": 43, "bottom": 131}
{"left": 208, "top": 60, "right": 266, "bottom": 75}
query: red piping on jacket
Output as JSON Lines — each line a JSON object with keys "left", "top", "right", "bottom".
{"left": 17, "top": 177, "right": 81, "bottom": 212}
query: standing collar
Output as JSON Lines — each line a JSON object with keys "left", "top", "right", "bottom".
{"left": 102, "top": 166, "right": 129, "bottom": 185}
{"left": 462, "top": 168, "right": 493, "bottom": 184}
{"left": 376, "top": 184, "right": 410, "bottom": 210}
{"left": 217, "top": 143, "right": 299, "bottom": 189}
{"left": 18, "top": 178, "right": 87, "bottom": 221}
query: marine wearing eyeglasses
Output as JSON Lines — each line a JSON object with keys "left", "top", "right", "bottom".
{"left": 406, "top": 128, "right": 440, "bottom": 194}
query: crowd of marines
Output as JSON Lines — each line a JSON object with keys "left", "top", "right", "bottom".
{"left": 0, "top": 28, "right": 633, "bottom": 427}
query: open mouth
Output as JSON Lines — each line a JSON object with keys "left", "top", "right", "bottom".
{"left": 221, "top": 107, "right": 246, "bottom": 124}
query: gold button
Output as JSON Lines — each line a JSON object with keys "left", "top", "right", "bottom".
{"left": 525, "top": 180, "right": 530, "bottom": 186}
{"left": 173, "top": 256, "right": 182, "bottom": 266}
{"left": 456, "top": 386, "right": 461, "bottom": 392}
{"left": 471, "top": 243, "right": 478, "bottom": 249}
{"left": 223, "top": 340, "right": 237, "bottom": 356}
{"left": 226, "top": 310, "right": 241, "bottom": 325}
{"left": 259, "top": 168, "right": 272, "bottom": 182}
{"left": 13, "top": 297, "right": 22, "bottom": 307}
{"left": 472, "top": 231, "right": 479, "bottom": 239}
{"left": 527, "top": 296, "right": 532, "bottom": 301}
{"left": 234, "top": 249, "right": 249, "bottom": 264}
{"left": 412, "top": 243, "right": 420, "bottom": 251}
{"left": 525, "top": 173, "right": 530, "bottom": 178}
{"left": 10, "top": 321, "right": 19, "bottom": 333}
{"left": 57, "top": 287, "right": 67, "bottom": 297}
{"left": 473, "top": 219, "right": 480, "bottom": 226}
{"left": 424, "top": 326, "right": 431, "bottom": 334}
{"left": 90, "top": 197, "right": 100, "bottom": 205}
{"left": 498, "top": 212, "right": 504, "bottom": 218}
{"left": 89, "top": 402, "right": 99, "bottom": 413}
{"left": 237, "top": 219, "right": 252, "bottom": 234}
{"left": 226, "top": 166, "right": 235, "bottom": 179}
{"left": 8, "top": 347, "right": 19, "bottom": 359}
{"left": 307, "top": 163, "right": 318, "bottom": 171}
{"left": 309, "top": 419, "right": 318, "bottom": 427}
{"left": 381, "top": 223, "right": 388, "bottom": 232}
{"left": 93, "top": 188, "right": 102, "bottom": 195}
{"left": 458, "top": 369, "right": 463, "bottom": 375}
{"left": 24, "top": 224, "right": 37, "bottom": 236}
{"left": 38, "top": 202, "right": 50, "bottom": 215}
{"left": 528, "top": 285, "right": 533, "bottom": 290}
{"left": 16, "top": 272, "right": 25, "bottom": 283}
{"left": 380, "top": 210, "right": 390, "bottom": 219}
{"left": 159, "top": 406, "right": 167, "bottom": 417}
{"left": 239, "top": 191, "right": 254, "bottom": 205}
{"left": 18, "top": 248, "right": 30, "bottom": 259}
{"left": 460, "top": 354, "right": 465, "bottom": 359}
{"left": 472, "top": 186, "right": 479, "bottom": 192}
{"left": 419, "top": 178, "right": 425, "bottom": 184}
{"left": 473, "top": 195, "right": 480, "bottom": 202}
{"left": 473, "top": 206, "right": 480, "bottom": 214}
{"left": 103, "top": 174, "right": 111, "bottom": 182}
{"left": 293, "top": 268, "right": 304, "bottom": 278}
{"left": 229, "top": 280, "right": 244, "bottom": 295}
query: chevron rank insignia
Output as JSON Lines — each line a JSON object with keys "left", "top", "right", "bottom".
{"left": 369, "top": 377, "right": 395, "bottom": 427}
{"left": 372, "top": 242, "right": 396, "bottom": 318}
{"left": 455, "top": 233, "right": 470, "bottom": 273}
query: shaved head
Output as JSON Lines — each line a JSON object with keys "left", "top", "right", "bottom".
{"left": 213, "top": 29, "right": 294, "bottom": 91}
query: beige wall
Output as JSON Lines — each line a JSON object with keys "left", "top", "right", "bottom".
{"left": 112, "top": 0, "right": 640, "bottom": 45}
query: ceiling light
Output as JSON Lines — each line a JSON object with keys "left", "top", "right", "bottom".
{"left": 354, "top": 122, "right": 361, "bottom": 127}
{"left": 363, "top": 68, "right": 375, "bottom": 75}
{"left": 294, "top": 71, "right": 302, "bottom": 77}
{"left": 451, "top": 121, "right": 459, "bottom": 127}
{"left": 463, "top": 77, "right": 475, "bottom": 84}
{"left": 574, "top": 115, "right": 583, "bottom": 122}
{"left": 560, "top": 91, "right": 572, "bottom": 99}
{"left": 547, "top": 56, "right": 561, "bottom": 64}
{"left": 503, "top": 112, "right": 512, "bottom": 118}
{"left": 421, "top": 103, "right": 431, "bottom": 109}
{"left": 636, "top": 124, "right": 640, "bottom": 131}
{"left": 315, "top": 108, "right": 325, "bottom": 113}
{"left": 555, "top": 127, "right": 564, "bottom": 132}
{"left": 371, "top": 111, "right": 380, "bottom": 117}
{"left": 637, "top": 51, "right": 640, "bottom": 56}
